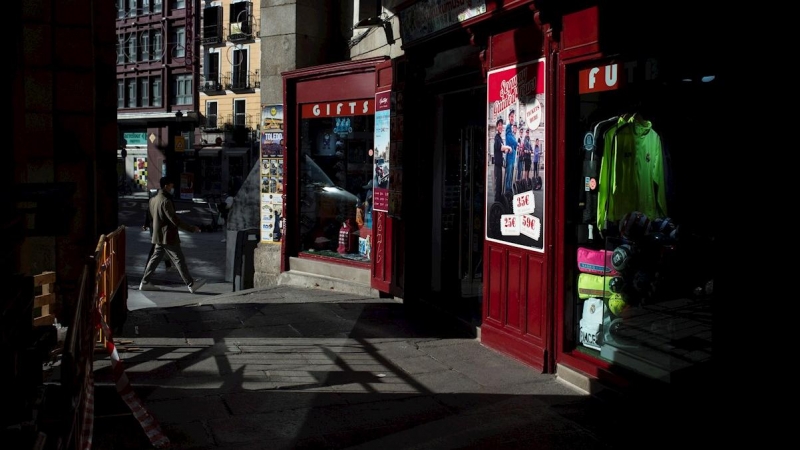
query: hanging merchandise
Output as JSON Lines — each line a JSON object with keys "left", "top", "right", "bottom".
{"left": 596, "top": 114, "right": 669, "bottom": 236}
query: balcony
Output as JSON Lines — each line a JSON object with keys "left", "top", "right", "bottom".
{"left": 222, "top": 114, "right": 256, "bottom": 131}
{"left": 222, "top": 71, "right": 260, "bottom": 92}
{"left": 201, "top": 28, "right": 224, "bottom": 46}
{"left": 227, "top": 9, "right": 259, "bottom": 42}
{"left": 199, "top": 75, "right": 224, "bottom": 95}
{"left": 201, "top": 5, "right": 224, "bottom": 46}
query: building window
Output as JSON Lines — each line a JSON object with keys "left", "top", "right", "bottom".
{"left": 153, "top": 0, "right": 162, "bottom": 14}
{"left": 231, "top": 48, "right": 248, "bottom": 89}
{"left": 172, "top": 0, "right": 185, "bottom": 10}
{"left": 153, "top": 30, "right": 163, "bottom": 60}
{"left": 117, "top": 80, "right": 125, "bottom": 108}
{"left": 140, "top": 78, "right": 150, "bottom": 107}
{"left": 234, "top": 99, "right": 246, "bottom": 128}
{"left": 229, "top": 1, "right": 252, "bottom": 37}
{"left": 116, "top": 40, "right": 125, "bottom": 64}
{"left": 202, "top": 6, "right": 223, "bottom": 45}
{"left": 127, "top": 33, "right": 136, "bottom": 63}
{"left": 206, "top": 52, "right": 220, "bottom": 88}
{"left": 206, "top": 101, "right": 218, "bottom": 128}
{"left": 173, "top": 26, "right": 185, "bottom": 58}
{"left": 116, "top": 0, "right": 125, "bottom": 19}
{"left": 128, "top": 0, "right": 137, "bottom": 17}
{"left": 152, "top": 76, "right": 162, "bottom": 107}
{"left": 140, "top": 32, "right": 150, "bottom": 61}
{"left": 173, "top": 74, "right": 192, "bottom": 105}
{"left": 355, "top": 0, "right": 381, "bottom": 27}
{"left": 126, "top": 79, "right": 137, "bottom": 108}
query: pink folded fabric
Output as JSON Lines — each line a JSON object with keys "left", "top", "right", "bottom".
{"left": 577, "top": 247, "right": 619, "bottom": 276}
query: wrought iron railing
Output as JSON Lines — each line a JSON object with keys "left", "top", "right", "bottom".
{"left": 199, "top": 75, "right": 223, "bottom": 93}
{"left": 221, "top": 71, "right": 260, "bottom": 91}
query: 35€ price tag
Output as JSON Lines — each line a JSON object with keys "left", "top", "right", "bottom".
{"left": 513, "top": 190, "right": 535, "bottom": 215}
{"left": 520, "top": 214, "right": 541, "bottom": 240}
{"left": 500, "top": 214, "right": 520, "bottom": 236}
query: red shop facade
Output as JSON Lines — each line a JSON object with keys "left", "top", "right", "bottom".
{"left": 281, "top": 0, "right": 721, "bottom": 400}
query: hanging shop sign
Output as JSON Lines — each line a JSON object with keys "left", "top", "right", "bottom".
{"left": 122, "top": 131, "right": 147, "bottom": 146}
{"left": 399, "top": 0, "right": 486, "bottom": 44}
{"left": 372, "top": 90, "right": 391, "bottom": 212}
{"left": 485, "top": 58, "right": 546, "bottom": 252}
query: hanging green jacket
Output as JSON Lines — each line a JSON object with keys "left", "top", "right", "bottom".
{"left": 597, "top": 114, "right": 668, "bottom": 233}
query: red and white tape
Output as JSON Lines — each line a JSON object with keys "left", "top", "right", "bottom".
{"left": 79, "top": 360, "right": 95, "bottom": 450}
{"left": 95, "top": 301, "right": 170, "bottom": 448}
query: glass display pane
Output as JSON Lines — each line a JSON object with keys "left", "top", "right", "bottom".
{"left": 299, "top": 114, "right": 374, "bottom": 264}
{"left": 567, "top": 56, "right": 717, "bottom": 383}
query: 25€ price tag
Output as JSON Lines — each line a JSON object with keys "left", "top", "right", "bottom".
{"left": 513, "top": 190, "right": 535, "bottom": 215}
{"left": 500, "top": 214, "right": 520, "bottom": 236}
{"left": 520, "top": 214, "right": 541, "bottom": 240}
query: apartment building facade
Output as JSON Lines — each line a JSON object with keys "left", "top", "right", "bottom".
{"left": 116, "top": 0, "right": 201, "bottom": 196}
{"left": 195, "top": 0, "right": 261, "bottom": 196}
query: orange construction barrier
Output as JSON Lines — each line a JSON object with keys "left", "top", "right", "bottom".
{"left": 93, "top": 226, "right": 127, "bottom": 345}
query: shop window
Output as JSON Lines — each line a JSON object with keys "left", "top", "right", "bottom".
{"left": 567, "top": 57, "right": 717, "bottom": 382}
{"left": 298, "top": 114, "right": 374, "bottom": 264}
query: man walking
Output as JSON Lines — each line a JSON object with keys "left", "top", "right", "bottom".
{"left": 139, "top": 176, "right": 206, "bottom": 293}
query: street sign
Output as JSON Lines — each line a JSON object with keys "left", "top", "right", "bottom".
{"left": 174, "top": 136, "right": 185, "bottom": 152}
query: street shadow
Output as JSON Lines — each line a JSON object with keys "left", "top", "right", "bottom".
{"left": 88, "top": 294, "right": 713, "bottom": 450}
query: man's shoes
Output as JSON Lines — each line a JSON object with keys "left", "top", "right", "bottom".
{"left": 139, "top": 282, "right": 160, "bottom": 291}
{"left": 188, "top": 278, "right": 206, "bottom": 294}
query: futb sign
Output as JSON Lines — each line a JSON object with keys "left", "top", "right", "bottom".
{"left": 579, "top": 59, "right": 660, "bottom": 94}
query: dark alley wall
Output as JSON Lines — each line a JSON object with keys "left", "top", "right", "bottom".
{"left": 9, "top": 0, "right": 119, "bottom": 310}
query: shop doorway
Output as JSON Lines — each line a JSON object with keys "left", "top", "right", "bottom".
{"left": 434, "top": 87, "right": 486, "bottom": 324}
